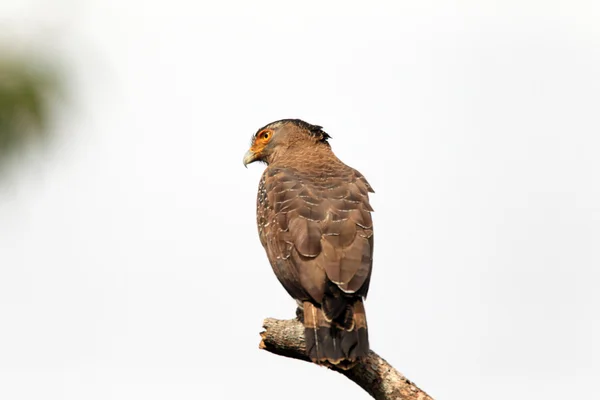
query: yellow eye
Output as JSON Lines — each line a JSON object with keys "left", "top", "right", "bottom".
{"left": 259, "top": 130, "right": 272, "bottom": 141}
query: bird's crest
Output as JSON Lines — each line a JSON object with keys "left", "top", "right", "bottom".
{"left": 255, "top": 119, "right": 332, "bottom": 143}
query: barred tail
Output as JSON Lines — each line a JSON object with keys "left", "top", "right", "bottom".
{"left": 303, "top": 300, "right": 369, "bottom": 370}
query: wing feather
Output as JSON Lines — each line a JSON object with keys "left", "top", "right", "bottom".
{"left": 258, "top": 166, "right": 374, "bottom": 304}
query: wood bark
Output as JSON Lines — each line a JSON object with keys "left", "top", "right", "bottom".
{"left": 259, "top": 318, "right": 434, "bottom": 400}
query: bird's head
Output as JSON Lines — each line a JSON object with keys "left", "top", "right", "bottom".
{"left": 243, "top": 119, "right": 331, "bottom": 167}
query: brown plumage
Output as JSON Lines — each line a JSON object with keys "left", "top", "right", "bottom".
{"left": 244, "top": 119, "right": 374, "bottom": 369}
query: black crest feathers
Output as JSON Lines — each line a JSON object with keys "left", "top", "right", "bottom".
{"left": 286, "top": 119, "right": 331, "bottom": 143}
{"left": 256, "top": 119, "right": 332, "bottom": 143}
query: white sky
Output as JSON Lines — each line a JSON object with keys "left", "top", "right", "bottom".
{"left": 1, "top": 1, "right": 599, "bottom": 399}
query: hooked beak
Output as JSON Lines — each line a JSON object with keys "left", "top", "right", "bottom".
{"left": 243, "top": 149, "right": 258, "bottom": 168}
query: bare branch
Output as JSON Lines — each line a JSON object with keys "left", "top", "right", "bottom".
{"left": 259, "top": 318, "right": 434, "bottom": 400}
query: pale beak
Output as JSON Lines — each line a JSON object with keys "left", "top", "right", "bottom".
{"left": 243, "top": 149, "right": 257, "bottom": 168}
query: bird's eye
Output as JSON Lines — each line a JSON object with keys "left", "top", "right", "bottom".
{"left": 259, "top": 130, "right": 272, "bottom": 141}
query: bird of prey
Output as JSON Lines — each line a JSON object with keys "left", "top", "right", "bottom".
{"left": 243, "top": 119, "right": 374, "bottom": 369}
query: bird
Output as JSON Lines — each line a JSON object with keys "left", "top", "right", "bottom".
{"left": 243, "top": 119, "right": 374, "bottom": 369}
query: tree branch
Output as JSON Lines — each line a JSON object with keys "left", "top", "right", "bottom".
{"left": 259, "top": 318, "right": 434, "bottom": 400}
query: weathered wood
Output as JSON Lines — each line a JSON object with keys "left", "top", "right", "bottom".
{"left": 260, "top": 318, "right": 434, "bottom": 400}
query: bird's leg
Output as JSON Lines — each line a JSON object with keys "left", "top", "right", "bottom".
{"left": 295, "top": 306, "right": 304, "bottom": 323}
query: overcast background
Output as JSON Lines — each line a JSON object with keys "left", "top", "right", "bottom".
{"left": 1, "top": 1, "right": 599, "bottom": 399}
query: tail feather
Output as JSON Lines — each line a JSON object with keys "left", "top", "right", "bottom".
{"left": 321, "top": 284, "right": 347, "bottom": 322}
{"left": 303, "top": 300, "right": 369, "bottom": 369}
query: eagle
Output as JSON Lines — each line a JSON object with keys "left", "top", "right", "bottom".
{"left": 243, "top": 119, "right": 374, "bottom": 369}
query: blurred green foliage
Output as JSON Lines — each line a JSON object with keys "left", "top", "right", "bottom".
{"left": 0, "top": 53, "right": 61, "bottom": 159}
